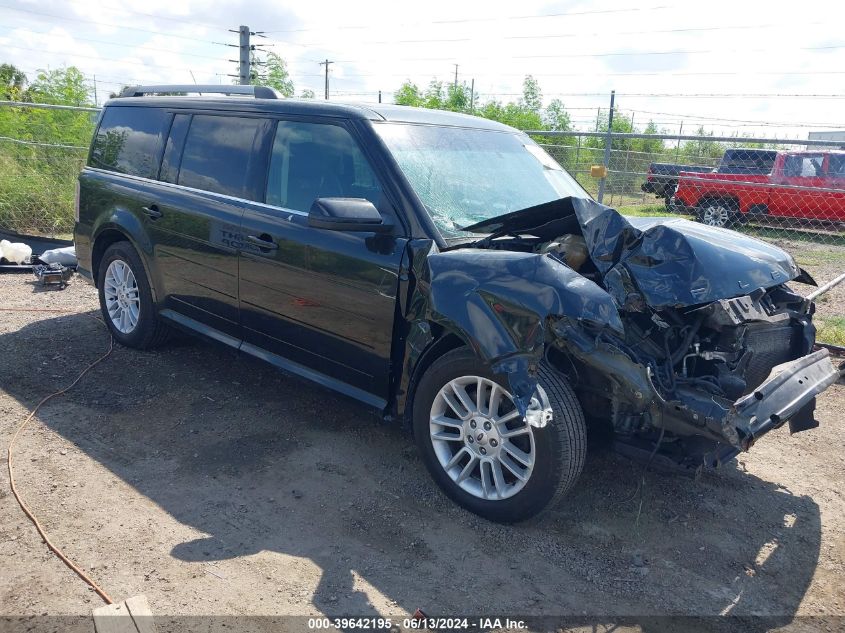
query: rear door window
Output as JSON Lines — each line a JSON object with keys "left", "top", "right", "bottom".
{"left": 783, "top": 155, "right": 824, "bottom": 178}
{"left": 266, "top": 121, "right": 383, "bottom": 213}
{"left": 177, "top": 115, "right": 269, "bottom": 201}
{"left": 88, "top": 106, "right": 170, "bottom": 179}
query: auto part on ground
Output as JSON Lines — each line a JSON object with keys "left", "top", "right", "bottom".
{"left": 0, "top": 231, "right": 73, "bottom": 274}
{"left": 38, "top": 245, "right": 77, "bottom": 267}
{"left": 33, "top": 263, "right": 74, "bottom": 288}
{"left": 400, "top": 197, "right": 841, "bottom": 470}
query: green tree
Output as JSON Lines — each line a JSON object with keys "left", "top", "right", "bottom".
{"left": 299, "top": 88, "right": 316, "bottom": 99}
{"left": 544, "top": 99, "right": 571, "bottom": 132}
{"left": 394, "top": 80, "right": 424, "bottom": 107}
{"left": 29, "top": 67, "right": 91, "bottom": 106}
{"left": 261, "top": 52, "right": 295, "bottom": 97}
{"left": 0, "top": 64, "right": 27, "bottom": 101}
{"left": 680, "top": 126, "right": 725, "bottom": 162}
{"left": 521, "top": 75, "right": 542, "bottom": 115}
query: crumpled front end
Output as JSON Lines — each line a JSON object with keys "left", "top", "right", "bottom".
{"left": 398, "top": 198, "right": 840, "bottom": 468}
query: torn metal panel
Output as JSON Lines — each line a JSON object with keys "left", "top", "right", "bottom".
{"left": 402, "top": 238, "right": 621, "bottom": 415}
{"left": 464, "top": 196, "right": 803, "bottom": 309}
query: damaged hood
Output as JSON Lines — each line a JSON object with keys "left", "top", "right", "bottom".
{"left": 463, "top": 197, "right": 801, "bottom": 309}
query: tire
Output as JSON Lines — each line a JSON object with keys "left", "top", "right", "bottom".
{"left": 412, "top": 347, "right": 586, "bottom": 523}
{"left": 97, "top": 241, "right": 169, "bottom": 349}
{"left": 696, "top": 200, "right": 740, "bottom": 228}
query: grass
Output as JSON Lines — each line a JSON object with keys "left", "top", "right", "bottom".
{"left": 815, "top": 317, "right": 845, "bottom": 347}
{"left": 0, "top": 152, "right": 83, "bottom": 236}
{"left": 616, "top": 203, "right": 693, "bottom": 219}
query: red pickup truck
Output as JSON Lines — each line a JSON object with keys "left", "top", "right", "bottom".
{"left": 673, "top": 150, "right": 845, "bottom": 228}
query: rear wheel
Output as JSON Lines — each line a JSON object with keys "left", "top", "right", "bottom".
{"left": 97, "top": 242, "right": 169, "bottom": 349}
{"left": 696, "top": 200, "right": 740, "bottom": 228}
{"left": 413, "top": 348, "right": 586, "bottom": 523}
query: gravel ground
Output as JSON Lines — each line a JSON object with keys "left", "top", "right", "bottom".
{"left": 0, "top": 270, "right": 843, "bottom": 632}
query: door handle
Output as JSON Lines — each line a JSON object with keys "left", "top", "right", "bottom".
{"left": 142, "top": 204, "right": 162, "bottom": 220}
{"left": 246, "top": 234, "right": 279, "bottom": 251}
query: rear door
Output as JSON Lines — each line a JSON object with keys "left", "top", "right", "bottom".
{"left": 823, "top": 153, "right": 845, "bottom": 222}
{"left": 238, "top": 118, "right": 406, "bottom": 406}
{"left": 150, "top": 112, "right": 273, "bottom": 340}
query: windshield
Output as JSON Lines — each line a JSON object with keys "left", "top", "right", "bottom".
{"left": 374, "top": 122, "right": 589, "bottom": 237}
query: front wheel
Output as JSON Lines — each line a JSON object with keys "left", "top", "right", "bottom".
{"left": 412, "top": 348, "right": 586, "bottom": 523}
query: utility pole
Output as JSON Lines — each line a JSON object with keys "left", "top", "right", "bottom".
{"left": 238, "top": 25, "right": 250, "bottom": 85}
{"left": 319, "top": 59, "right": 334, "bottom": 99}
{"left": 93, "top": 75, "right": 98, "bottom": 106}
{"left": 597, "top": 90, "right": 615, "bottom": 204}
{"left": 469, "top": 78, "right": 474, "bottom": 114}
{"left": 453, "top": 64, "right": 459, "bottom": 88}
{"left": 378, "top": 90, "right": 382, "bottom": 103}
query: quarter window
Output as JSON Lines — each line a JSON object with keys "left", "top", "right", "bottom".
{"left": 177, "top": 115, "right": 265, "bottom": 200}
{"left": 266, "top": 121, "right": 382, "bottom": 213}
{"left": 88, "top": 106, "right": 170, "bottom": 179}
{"left": 828, "top": 155, "right": 845, "bottom": 178}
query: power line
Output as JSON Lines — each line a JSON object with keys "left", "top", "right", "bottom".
{"left": 0, "top": 25, "right": 227, "bottom": 62}
{"left": 85, "top": 3, "right": 233, "bottom": 32}
{"left": 1, "top": 44, "right": 208, "bottom": 74}
{"left": 0, "top": 4, "right": 222, "bottom": 45}
{"left": 323, "top": 42, "right": 845, "bottom": 65}
{"left": 619, "top": 108, "right": 845, "bottom": 128}
{"left": 261, "top": 5, "right": 673, "bottom": 33}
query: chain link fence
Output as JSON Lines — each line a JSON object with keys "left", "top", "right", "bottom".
{"left": 530, "top": 129, "right": 845, "bottom": 347}
{"left": 0, "top": 101, "right": 97, "bottom": 237}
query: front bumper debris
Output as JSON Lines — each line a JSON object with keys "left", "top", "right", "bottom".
{"left": 728, "top": 349, "right": 841, "bottom": 450}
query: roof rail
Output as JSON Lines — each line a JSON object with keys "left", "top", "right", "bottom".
{"left": 117, "top": 85, "right": 281, "bottom": 99}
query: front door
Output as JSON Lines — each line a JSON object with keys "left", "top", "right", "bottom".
{"left": 238, "top": 119, "right": 406, "bottom": 406}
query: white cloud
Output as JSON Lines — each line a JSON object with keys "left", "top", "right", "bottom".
{"left": 1, "top": 0, "right": 843, "bottom": 136}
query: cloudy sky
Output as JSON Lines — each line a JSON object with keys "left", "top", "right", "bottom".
{"left": 2, "top": 0, "right": 844, "bottom": 138}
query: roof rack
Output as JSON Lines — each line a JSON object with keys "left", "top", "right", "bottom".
{"left": 117, "top": 85, "right": 281, "bottom": 99}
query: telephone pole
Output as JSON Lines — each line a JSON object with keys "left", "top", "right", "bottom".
{"left": 238, "top": 25, "right": 250, "bottom": 85}
{"left": 319, "top": 59, "right": 334, "bottom": 99}
{"left": 453, "top": 64, "right": 459, "bottom": 88}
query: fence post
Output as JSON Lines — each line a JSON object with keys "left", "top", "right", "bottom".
{"left": 575, "top": 134, "right": 581, "bottom": 174}
{"left": 597, "top": 90, "right": 615, "bottom": 204}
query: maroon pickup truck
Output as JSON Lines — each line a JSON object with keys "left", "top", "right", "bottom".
{"left": 673, "top": 150, "right": 845, "bottom": 228}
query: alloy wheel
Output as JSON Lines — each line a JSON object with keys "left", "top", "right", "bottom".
{"left": 429, "top": 375, "right": 538, "bottom": 501}
{"left": 103, "top": 259, "right": 140, "bottom": 334}
{"left": 701, "top": 204, "right": 731, "bottom": 227}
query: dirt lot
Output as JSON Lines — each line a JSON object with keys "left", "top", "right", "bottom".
{"left": 1, "top": 269, "right": 844, "bottom": 632}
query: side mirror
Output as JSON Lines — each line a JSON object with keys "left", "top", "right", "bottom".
{"left": 308, "top": 198, "right": 392, "bottom": 233}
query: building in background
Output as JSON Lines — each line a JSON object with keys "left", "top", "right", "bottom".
{"left": 808, "top": 131, "right": 845, "bottom": 149}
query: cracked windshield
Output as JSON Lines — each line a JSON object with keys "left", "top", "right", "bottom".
{"left": 375, "top": 123, "right": 588, "bottom": 237}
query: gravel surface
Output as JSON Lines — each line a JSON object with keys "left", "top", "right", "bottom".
{"left": 0, "top": 272, "right": 843, "bottom": 631}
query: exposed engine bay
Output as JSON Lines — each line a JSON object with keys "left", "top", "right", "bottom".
{"left": 421, "top": 197, "right": 842, "bottom": 471}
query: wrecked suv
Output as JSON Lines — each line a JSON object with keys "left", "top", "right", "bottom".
{"left": 74, "top": 85, "right": 841, "bottom": 523}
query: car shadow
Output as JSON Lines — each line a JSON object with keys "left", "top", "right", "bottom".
{"left": 0, "top": 311, "right": 824, "bottom": 628}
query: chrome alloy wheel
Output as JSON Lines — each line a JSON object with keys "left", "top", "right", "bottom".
{"left": 701, "top": 203, "right": 731, "bottom": 227}
{"left": 429, "top": 376, "right": 538, "bottom": 501}
{"left": 103, "top": 259, "right": 140, "bottom": 334}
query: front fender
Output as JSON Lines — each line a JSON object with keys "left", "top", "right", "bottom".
{"left": 401, "top": 240, "right": 622, "bottom": 416}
